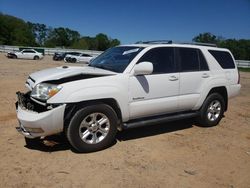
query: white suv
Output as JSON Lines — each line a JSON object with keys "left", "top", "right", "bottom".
{"left": 16, "top": 41, "right": 241, "bottom": 152}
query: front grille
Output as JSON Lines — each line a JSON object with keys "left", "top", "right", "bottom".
{"left": 16, "top": 91, "right": 48, "bottom": 113}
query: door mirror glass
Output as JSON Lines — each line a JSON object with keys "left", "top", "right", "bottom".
{"left": 134, "top": 61, "right": 153, "bottom": 76}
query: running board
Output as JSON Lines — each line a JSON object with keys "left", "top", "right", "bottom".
{"left": 122, "top": 112, "right": 198, "bottom": 130}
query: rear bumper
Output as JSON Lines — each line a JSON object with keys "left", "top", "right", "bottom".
{"left": 228, "top": 84, "right": 241, "bottom": 98}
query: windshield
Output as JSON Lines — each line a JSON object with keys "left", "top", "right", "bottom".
{"left": 89, "top": 46, "right": 144, "bottom": 73}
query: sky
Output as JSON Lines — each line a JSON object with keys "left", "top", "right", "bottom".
{"left": 1, "top": 0, "right": 250, "bottom": 44}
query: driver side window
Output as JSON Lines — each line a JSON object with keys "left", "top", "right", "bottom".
{"left": 137, "top": 47, "right": 176, "bottom": 74}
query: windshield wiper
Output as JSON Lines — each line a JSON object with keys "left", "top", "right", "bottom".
{"left": 91, "top": 64, "right": 117, "bottom": 72}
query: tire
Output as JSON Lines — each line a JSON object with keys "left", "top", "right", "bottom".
{"left": 72, "top": 58, "right": 77, "bottom": 63}
{"left": 34, "top": 56, "right": 39, "bottom": 60}
{"left": 66, "top": 104, "right": 118, "bottom": 152}
{"left": 197, "top": 93, "right": 225, "bottom": 127}
{"left": 13, "top": 55, "right": 17, "bottom": 59}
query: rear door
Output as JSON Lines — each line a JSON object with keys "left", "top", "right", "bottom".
{"left": 177, "top": 47, "right": 210, "bottom": 111}
{"left": 129, "top": 47, "right": 180, "bottom": 119}
{"left": 23, "top": 50, "right": 35, "bottom": 59}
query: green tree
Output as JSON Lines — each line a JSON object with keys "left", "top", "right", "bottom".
{"left": 28, "top": 22, "right": 49, "bottom": 46}
{"left": 192, "top": 32, "right": 218, "bottom": 44}
{"left": 0, "top": 13, "right": 36, "bottom": 46}
{"left": 45, "top": 27, "right": 80, "bottom": 47}
{"left": 95, "top": 33, "right": 110, "bottom": 51}
{"left": 0, "top": 13, "right": 121, "bottom": 51}
{"left": 110, "top": 39, "right": 120, "bottom": 47}
{"left": 72, "top": 38, "right": 89, "bottom": 49}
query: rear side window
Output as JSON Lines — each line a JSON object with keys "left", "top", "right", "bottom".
{"left": 178, "top": 48, "right": 209, "bottom": 72}
{"left": 208, "top": 50, "right": 235, "bottom": 69}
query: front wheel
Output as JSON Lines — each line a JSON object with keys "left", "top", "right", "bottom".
{"left": 34, "top": 56, "right": 39, "bottom": 60}
{"left": 71, "top": 58, "right": 77, "bottom": 63}
{"left": 197, "top": 93, "right": 225, "bottom": 127}
{"left": 66, "top": 104, "right": 118, "bottom": 152}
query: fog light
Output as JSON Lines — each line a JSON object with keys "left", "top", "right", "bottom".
{"left": 23, "top": 127, "right": 44, "bottom": 133}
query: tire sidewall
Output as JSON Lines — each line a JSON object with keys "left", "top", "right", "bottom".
{"left": 199, "top": 93, "right": 225, "bottom": 127}
{"left": 67, "top": 104, "right": 118, "bottom": 152}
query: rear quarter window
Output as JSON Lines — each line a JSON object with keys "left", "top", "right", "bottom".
{"left": 208, "top": 50, "right": 235, "bottom": 69}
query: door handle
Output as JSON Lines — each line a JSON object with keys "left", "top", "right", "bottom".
{"left": 169, "top": 75, "right": 178, "bottom": 81}
{"left": 202, "top": 73, "right": 210, "bottom": 78}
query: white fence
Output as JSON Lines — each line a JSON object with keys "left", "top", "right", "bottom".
{"left": 0, "top": 45, "right": 103, "bottom": 56}
{"left": 235, "top": 60, "right": 250, "bottom": 68}
{"left": 1, "top": 45, "right": 250, "bottom": 68}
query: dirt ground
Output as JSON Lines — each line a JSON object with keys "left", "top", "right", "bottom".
{"left": 0, "top": 53, "right": 249, "bottom": 188}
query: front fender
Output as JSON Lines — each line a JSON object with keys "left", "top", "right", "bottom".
{"left": 48, "top": 85, "right": 130, "bottom": 122}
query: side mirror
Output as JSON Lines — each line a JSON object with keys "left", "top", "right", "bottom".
{"left": 134, "top": 61, "right": 153, "bottom": 76}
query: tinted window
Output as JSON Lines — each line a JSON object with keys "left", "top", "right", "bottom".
{"left": 178, "top": 48, "right": 209, "bottom": 72}
{"left": 23, "top": 50, "right": 35, "bottom": 53}
{"left": 179, "top": 48, "right": 199, "bottom": 72}
{"left": 138, "top": 47, "right": 175, "bottom": 74}
{"left": 199, "top": 50, "right": 209, "bottom": 71}
{"left": 81, "top": 54, "right": 92, "bottom": 57}
{"left": 208, "top": 50, "right": 235, "bottom": 69}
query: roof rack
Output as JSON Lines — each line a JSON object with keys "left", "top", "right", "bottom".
{"left": 135, "top": 40, "right": 217, "bottom": 47}
{"left": 180, "top": 42, "right": 217, "bottom": 47}
{"left": 136, "top": 40, "right": 173, "bottom": 44}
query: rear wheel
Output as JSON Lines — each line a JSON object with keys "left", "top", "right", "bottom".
{"left": 197, "top": 93, "right": 225, "bottom": 127}
{"left": 66, "top": 104, "right": 118, "bottom": 152}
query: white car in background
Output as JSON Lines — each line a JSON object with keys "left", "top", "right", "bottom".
{"left": 64, "top": 53, "right": 94, "bottom": 63}
{"left": 7, "top": 49, "right": 44, "bottom": 60}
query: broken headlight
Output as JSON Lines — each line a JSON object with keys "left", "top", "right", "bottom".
{"left": 31, "top": 83, "right": 62, "bottom": 101}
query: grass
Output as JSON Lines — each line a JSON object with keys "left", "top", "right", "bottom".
{"left": 238, "top": 67, "right": 250, "bottom": 72}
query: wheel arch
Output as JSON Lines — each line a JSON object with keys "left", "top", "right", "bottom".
{"left": 206, "top": 86, "right": 228, "bottom": 111}
{"left": 63, "top": 98, "right": 122, "bottom": 132}
{"left": 34, "top": 55, "right": 39, "bottom": 60}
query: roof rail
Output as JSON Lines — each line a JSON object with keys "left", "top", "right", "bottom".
{"left": 136, "top": 40, "right": 173, "bottom": 44}
{"left": 180, "top": 42, "right": 217, "bottom": 47}
{"left": 135, "top": 40, "right": 217, "bottom": 47}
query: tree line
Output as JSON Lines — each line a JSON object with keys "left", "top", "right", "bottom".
{"left": 0, "top": 13, "right": 250, "bottom": 59}
{"left": 0, "top": 13, "right": 120, "bottom": 51}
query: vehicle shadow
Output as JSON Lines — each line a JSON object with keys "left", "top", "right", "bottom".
{"left": 25, "top": 118, "right": 195, "bottom": 153}
{"left": 117, "top": 118, "right": 194, "bottom": 141}
{"left": 25, "top": 134, "right": 72, "bottom": 152}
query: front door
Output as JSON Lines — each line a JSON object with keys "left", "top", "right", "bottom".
{"left": 129, "top": 47, "right": 180, "bottom": 120}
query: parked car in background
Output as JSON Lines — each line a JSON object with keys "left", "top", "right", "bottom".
{"left": 64, "top": 53, "right": 94, "bottom": 63}
{"left": 7, "top": 49, "right": 43, "bottom": 60}
{"left": 53, "top": 52, "right": 81, "bottom": 61}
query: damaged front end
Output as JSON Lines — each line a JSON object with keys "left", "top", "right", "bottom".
{"left": 15, "top": 91, "right": 66, "bottom": 139}
{"left": 16, "top": 91, "right": 50, "bottom": 113}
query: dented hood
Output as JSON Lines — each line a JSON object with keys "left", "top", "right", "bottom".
{"left": 26, "top": 66, "right": 116, "bottom": 89}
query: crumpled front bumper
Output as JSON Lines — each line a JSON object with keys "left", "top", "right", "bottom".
{"left": 15, "top": 92, "right": 66, "bottom": 138}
